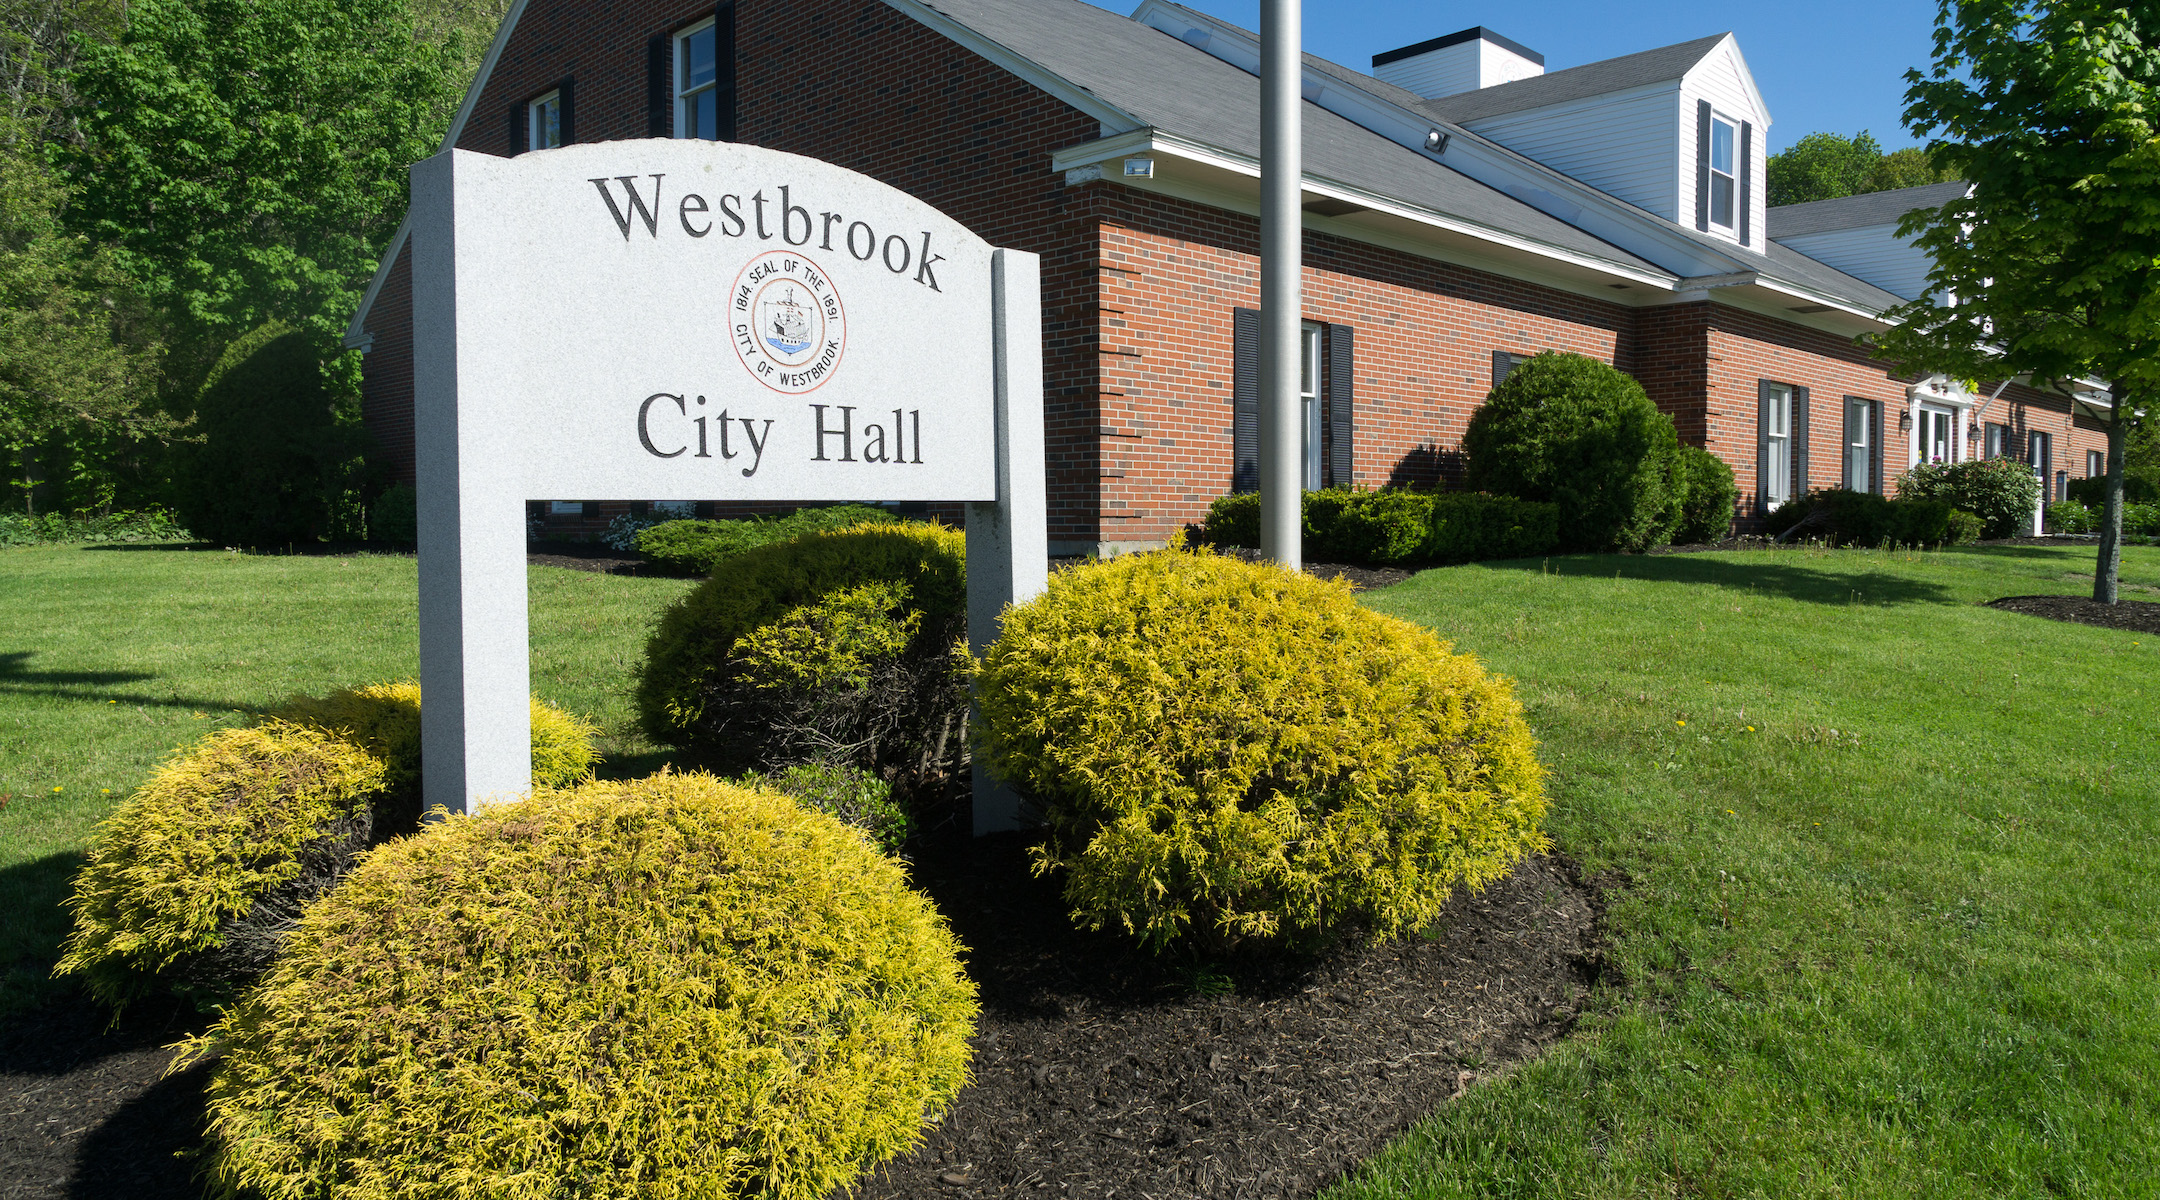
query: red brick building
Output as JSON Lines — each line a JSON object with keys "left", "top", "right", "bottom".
{"left": 345, "top": 0, "right": 2115, "bottom": 553}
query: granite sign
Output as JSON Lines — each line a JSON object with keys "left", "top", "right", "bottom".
{"left": 411, "top": 140, "right": 1043, "bottom": 830}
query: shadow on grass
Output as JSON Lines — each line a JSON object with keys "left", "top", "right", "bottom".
{"left": 1481, "top": 553, "right": 1960, "bottom": 607}
{"left": 1937, "top": 544, "right": 2094, "bottom": 562}
{"left": 1, "top": 850, "right": 84, "bottom": 1019}
{"left": 0, "top": 651, "right": 240, "bottom": 711}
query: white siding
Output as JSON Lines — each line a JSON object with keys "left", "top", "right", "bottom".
{"left": 1463, "top": 81, "right": 1683, "bottom": 219}
{"left": 1377, "top": 39, "right": 1544, "bottom": 100}
{"left": 1677, "top": 39, "right": 1769, "bottom": 248}
{"left": 1774, "top": 225, "right": 1935, "bottom": 300}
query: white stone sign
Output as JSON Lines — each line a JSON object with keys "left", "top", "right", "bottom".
{"left": 410, "top": 140, "right": 1044, "bottom": 832}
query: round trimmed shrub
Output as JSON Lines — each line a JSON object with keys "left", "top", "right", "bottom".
{"left": 636, "top": 522, "right": 968, "bottom": 783}
{"left": 1463, "top": 351, "right": 1683, "bottom": 552}
{"left": 975, "top": 551, "right": 1548, "bottom": 951}
{"left": 55, "top": 723, "right": 387, "bottom": 1010}
{"left": 1671, "top": 445, "right": 1739, "bottom": 544}
{"left": 189, "top": 773, "right": 977, "bottom": 1200}
{"left": 271, "top": 681, "right": 597, "bottom": 823}
{"left": 1898, "top": 457, "right": 2041, "bottom": 538}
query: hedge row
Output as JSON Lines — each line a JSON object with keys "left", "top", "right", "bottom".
{"left": 1199, "top": 489, "right": 1559, "bottom": 566}
{"left": 635, "top": 505, "right": 898, "bottom": 576}
{"left": 1764, "top": 488, "right": 1986, "bottom": 547}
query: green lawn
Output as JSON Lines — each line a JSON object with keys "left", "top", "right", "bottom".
{"left": 1337, "top": 542, "right": 2160, "bottom": 1199}
{"left": 3, "top": 540, "right": 2155, "bottom": 1195}
{"left": 0, "top": 544, "right": 694, "bottom": 1012}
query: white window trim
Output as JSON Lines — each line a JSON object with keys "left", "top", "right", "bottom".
{"left": 528, "top": 89, "right": 561, "bottom": 151}
{"left": 1845, "top": 397, "right": 1872, "bottom": 494}
{"left": 1762, "top": 382, "right": 1792, "bottom": 508}
{"left": 674, "top": 17, "right": 719, "bottom": 140}
{"left": 1300, "top": 322, "right": 1322, "bottom": 490}
{"left": 1706, "top": 112, "right": 1739, "bottom": 233}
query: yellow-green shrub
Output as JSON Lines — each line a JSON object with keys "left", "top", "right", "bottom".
{"left": 189, "top": 772, "right": 977, "bottom": 1200}
{"left": 975, "top": 550, "right": 1548, "bottom": 950}
{"left": 54, "top": 724, "right": 386, "bottom": 1010}
{"left": 271, "top": 681, "right": 597, "bottom": 812}
{"left": 635, "top": 522, "right": 968, "bottom": 781}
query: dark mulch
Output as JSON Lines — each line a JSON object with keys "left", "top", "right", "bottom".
{"left": 526, "top": 539, "right": 649, "bottom": 575}
{"left": 1, "top": 840, "right": 1600, "bottom": 1200}
{"left": 0, "top": 999, "right": 212, "bottom": 1200}
{"left": 1986, "top": 594, "right": 2160, "bottom": 634}
{"left": 853, "top": 835, "right": 1605, "bottom": 1199}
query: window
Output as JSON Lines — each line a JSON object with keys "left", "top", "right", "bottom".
{"left": 2028, "top": 430, "right": 2052, "bottom": 483}
{"left": 1843, "top": 398, "right": 1872, "bottom": 495}
{"left": 1300, "top": 323, "right": 1323, "bottom": 490}
{"left": 1985, "top": 422, "right": 2007, "bottom": 459}
{"left": 652, "top": 500, "right": 694, "bottom": 516}
{"left": 1708, "top": 116, "right": 1737, "bottom": 230}
{"left": 1761, "top": 382, "right": 1792, "bottom": 508}
{"left": 1918, "top": 406, "right": 1955, "bottom": 464}
{"left": 676, "top": 18, "right": 726, "bottom": 140}
{"left": 2088, "top": 449, "right": 2105, "bottom": 477}
{"left": 1492, "top": 350, "right": 1525, "bottom": 389}
{"left": 529, "top": 90, "right": 562, "bottom": 150}
{"left": 548, "top": 501, "right": 590, "bottom": 516}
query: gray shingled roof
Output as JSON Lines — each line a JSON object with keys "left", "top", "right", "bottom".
{"left": 1417, "top": 34, "right": 1727, "bottom": 124}
{"left": 919, "top": 0, "right": 1901, "bottom": 314}
{"left": 918, "top": 0, "right": 1665, "bottom": 273}
{"left": 1768, "top": 181, "right": 1968, "bottom": 239}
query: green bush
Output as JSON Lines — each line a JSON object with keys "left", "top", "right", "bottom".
{"left": 2125, "top": 502, "right": 2160, "bottom": 536}
{"left": 1898, "top": 457, "right": 2040, "bottom": 538}
{"left": 1764, "top": 488, "right": 1895, "bottom": 546}
{"left": 367, "top": 482, "right": 416, "bottom": 545}
{"left": 0, "top": 508, "right": 192, "bottom": 546}
{"left": 1462, "top": 351, "right": 1683, "bottom": 552}
{"left": 173, "top": 322, "right": 370, "bottom": 547}
{"left": 54, "top": 687, "right": 600, "bottom": 1011}
{"left": 749, "top": 762, "right": 912, "bottom": 853}
{"left": 1884, "top": 497, "right": 1981, "bottom": 547}
{"left": 1200, "top": 489, "right": 1556, "bottom": 565}
{"left": 54, "top": 724, "right": 387, "bottom": 1011}
{"left": 2067, "top": 474, "right": 2157, "bottom": 507}
{"left": 2048, "top": 500, "right": 2098, "bottom": 534}
{"left": 636, "top": 523, "right": 968, "bottom": 785}
{"left": 636, "top": 504, "right": 898, "bottom": 576}
{"left": 271, "top": 682, "right": 598, "bottom": 823}
{"left": 1672, "top": 445, "right": 1739, "bottom": 544}
{"left": 974, "top": 551, "right": 1548, "bottom": 951}
{"left": 186, "top": 773, "right": 977, "bottom": 1200}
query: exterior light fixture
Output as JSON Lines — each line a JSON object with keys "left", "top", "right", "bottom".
{"left": 1898, "top": 408, "right": 1913, "bottom": 432}
{"left": 1123, "top": 157, "right": 1154, "bottom": 178}
{"left": 1424, "top": 129, "right": 1448, "bottom": 154}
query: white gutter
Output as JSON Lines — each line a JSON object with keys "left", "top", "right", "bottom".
{"left": 1052, "top": 129, "right": 1679, "bottom": 290}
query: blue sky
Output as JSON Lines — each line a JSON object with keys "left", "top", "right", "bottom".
{"left": 1084, "top": 1, "right": 1944, "bottom": 153}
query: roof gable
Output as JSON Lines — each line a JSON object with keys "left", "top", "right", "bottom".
{"left": 1419, "top": 34, "right": 1726, "bottom": 124}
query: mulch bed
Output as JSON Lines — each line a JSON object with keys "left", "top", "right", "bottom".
{"left": 1985, "top": 594, "right": 2160, "bottom": 634}
{"left": 526, "top": 539, "right": 648, "bottom": 575}
{"left": 852, "top": 835, "right": 1605, "bottom": 1199}
{"left": 1, "top": 839, "right": 1602, "bottom": 1200}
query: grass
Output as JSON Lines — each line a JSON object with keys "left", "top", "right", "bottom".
{"left": 0, "top": 544, "right": 693, "bottom": 1013}
{"left": 1333, "top": 541, "right": 2160, "bottom": 1199}
{"left": 4, "top": 538, "right": 2155, "bottom": 1194}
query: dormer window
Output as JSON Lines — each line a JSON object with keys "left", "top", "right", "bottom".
{"left": 1708, "top": 115, "right": 1737, "bottom": 230}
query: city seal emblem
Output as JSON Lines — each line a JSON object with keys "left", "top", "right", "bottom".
{"left": 730, "top": 250, "right": 847, "bottom": 394}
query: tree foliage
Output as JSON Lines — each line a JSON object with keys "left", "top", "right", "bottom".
{"left": 1871, "top": 0, "right": 2158, "bottom": 602}
{"left": 62, "top": 0, "right": 467, "bottom": 350}
{"left": 1767, "top": 130, "right": 1960, "bottom": 206}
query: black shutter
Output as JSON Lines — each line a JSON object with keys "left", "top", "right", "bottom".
{"left": 508, "top": 102, "right": 524, "bottom": 155}
{"left": 1326, "top": 323, "right": 1354, "bottom": 488}
{"left": 715, "top": 4, "right": 737, "bottom": 141}
{"left": 558, "top": 78, "right": 576, "bottom": 145}
{"left": 1695, "top": 100, "right": 1712, "bottom": 232}
{"left": 1232, "top": 308, "right": 1260, "bottom": 493}
{"left": 1869, "top": 402, "right": 1884, "bottom": 495}
{"left": 1840, "top": 398, "right": 1856, "bottom": 490}
{"left": 581, "top": 500, "right": 600, "bottom": 518}
{"left": 1793, "top": 386, "right": 1810, "bottom": 496}
{"left": 1738, "top": 121, "right": 1753, "bottom": 246}
{"left": 1491, "top": 350, "right": 1518, "bottom": 390}
{"left": 1756, "top": 380, "right": 1773, "bottom": 509}
{"left": 648, "top": 33, "right": 671, "bottom": 137}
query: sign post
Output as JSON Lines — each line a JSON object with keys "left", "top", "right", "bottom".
{"left": 409, "top": 140, "right": 1043, "bottom": 829}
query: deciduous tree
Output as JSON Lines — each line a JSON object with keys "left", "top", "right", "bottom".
{"left": 1871, "top": 0, "right": 2157, "bottom": 603}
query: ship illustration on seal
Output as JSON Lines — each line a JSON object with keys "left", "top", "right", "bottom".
{"left": 762, "top": 287, "right": 815, "bottom": 355}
